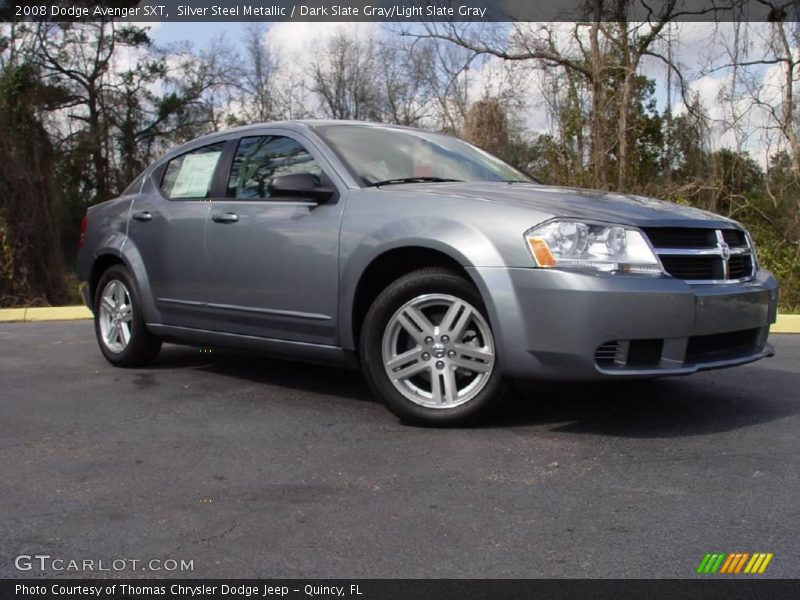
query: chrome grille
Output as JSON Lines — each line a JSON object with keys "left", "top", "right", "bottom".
{"left": 721, "top": 229, "right": 747, "bottom": 246}
{"left": 644, "top": 227, "right": 716, "bottom": 248}
{"left": 728, "top": 255, "right": 754, "bottom": 279}
{"left": 643, "top": 227, "right": 755, "bottom": 283}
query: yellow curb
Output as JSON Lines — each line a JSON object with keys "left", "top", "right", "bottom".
{"left": 773, "top": 314, "right": 800, "bottom": 334}
{"left": 0, "top": 306, "right": 799, "bottom": 331}
{"left": 0, "top": 306, "right": 93, "bottom": 322}
{"left": 0, "top": 308, "right": 27, "bottom": 322}
{"left": 25, "top": 306, "right": 93, "bottom": 321}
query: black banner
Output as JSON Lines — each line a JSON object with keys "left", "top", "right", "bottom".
{"left": 2, "top": 580, "right": 800, "bottom": 600}
{"left": 2, "top": 0, "right": 799, "bottom": 23}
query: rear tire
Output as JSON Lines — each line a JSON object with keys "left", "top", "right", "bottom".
{"left": 360, "top": 267, "right": 507, "bottom": 426}
{"left": 94, "top": 264, "right": 161, "bottom": 367}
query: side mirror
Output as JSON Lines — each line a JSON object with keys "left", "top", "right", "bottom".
{"left": 268, "top": 173, "right": 336, "bottom": 203}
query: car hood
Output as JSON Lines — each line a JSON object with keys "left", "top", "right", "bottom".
{"left": 402, "top": 182, "right": 740, "bottom": 229}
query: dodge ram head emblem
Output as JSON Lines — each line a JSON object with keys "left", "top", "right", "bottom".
{"left": 719, "top": 240, "right": 731, "bottom": 261}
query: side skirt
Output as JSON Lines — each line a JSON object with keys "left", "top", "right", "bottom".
{"left": 147, "top": 323, "right": 358, "bottom": 369}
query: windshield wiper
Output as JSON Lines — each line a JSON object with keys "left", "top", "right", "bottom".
{"left": 366, "top": 177, "right": 463, "bottom": 187}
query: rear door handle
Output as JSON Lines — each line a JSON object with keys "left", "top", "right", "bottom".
{"left": 132, "top": 211, "right": 152, "bottom": 222}
{"left": 211, "top": 212, "right": 239, "bottom": 224}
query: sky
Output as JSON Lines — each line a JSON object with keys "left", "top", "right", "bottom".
{"left": 145, "top": 21, "right": 792, "bottom": 167}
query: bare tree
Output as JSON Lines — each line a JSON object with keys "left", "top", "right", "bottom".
{"left": 703, "top": 15, "right": 800, "bottom": 182}
{"left": 605, "top": 1, "right": 680, "bottom": 190}
{"left": 36, "top": 21, "right": 117, "bottom": 202}
{"left": 764, "top": 19, "right": 800, "bottom": 176}
{"left": 235, "top": 23, "right": 280, "bottom": 123}
{"left": 376, "top": 35, "right": 436, "bottom": 126}
{"left": 0, "top": 25, "right": 69, "bottom": 305}
{"left": 406, "top": 0, "right": 719, "bottom": 191}
{"left": 464, "top": 99, "right": 511, "bottom": 157}
{"left": 310, "top": 30, "right": 380, "bottom": 121}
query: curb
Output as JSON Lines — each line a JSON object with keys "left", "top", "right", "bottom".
{"left": 0, "top": 306, "right": 92, "bottom": 322}
{"left": 0, "top": 306, "right": 799, "bottom": 333}
{"left": 772, "top": 314, "right": 800, "bottom": 334}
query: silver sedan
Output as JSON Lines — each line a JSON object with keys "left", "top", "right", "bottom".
{"left": 78, "top": 121, "right": 778, "bottom": 425}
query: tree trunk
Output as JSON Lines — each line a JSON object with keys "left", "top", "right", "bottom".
{"left": 589, "top": 6, "right": 607, "bottom": 189}
{"left": 617, "top": 21, "right": 635, "bottom": 192}
{"left": 87, "top": 95, "right": 109, "bottom": 202}
{"left": 776, "top": 22, "right": 800, "bottom": 177}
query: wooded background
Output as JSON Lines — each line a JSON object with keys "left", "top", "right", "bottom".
{"left": 1, "top": 9, "right": 799, "bottom": 309}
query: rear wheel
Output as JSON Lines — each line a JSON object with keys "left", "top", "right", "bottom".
{"left": 360, "top": 268, "right": 507, "bottom": 426}
{"left": 94, "top": 265, "right": 161, "bottom": 367}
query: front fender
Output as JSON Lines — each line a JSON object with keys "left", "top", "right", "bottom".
{"left": 338, "top": 215, "right": 507, "bottom": 351}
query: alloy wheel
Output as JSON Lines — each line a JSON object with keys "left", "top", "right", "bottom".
{"left": 381, "top": 293, "right": 496, "bottom": 409}
{"left": 98, "top": 279, "right": 133, "bottom": 354}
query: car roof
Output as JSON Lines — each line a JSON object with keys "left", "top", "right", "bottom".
{"left": 154, "top": 120, "right": 437, "bottom": 169}
{"left": 178, "top": 120, "right": 428, "bottom": 147}
{"left": 246, "top": 119, "right": 421, "bottom": 131}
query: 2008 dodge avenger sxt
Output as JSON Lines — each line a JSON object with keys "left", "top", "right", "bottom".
{"left": 77, "top": 121, "right": 778, "bottom": 425}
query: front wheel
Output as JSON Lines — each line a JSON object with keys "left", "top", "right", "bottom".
{"left": 360, "top": 268, "right": 507, "bottom": 426}
{"left": 94, "top": 264, "right": 161, "bottom": 367}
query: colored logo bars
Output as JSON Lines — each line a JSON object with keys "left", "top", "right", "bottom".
{"left": 697, "top": 553, "right": 774, "bottom": 574}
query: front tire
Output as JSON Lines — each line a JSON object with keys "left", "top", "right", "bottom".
{"left": 360, "top": 267, "right": 507, "bottom": 426}
{"left": 94, "top": 265, "right": 161, "bottom": 367}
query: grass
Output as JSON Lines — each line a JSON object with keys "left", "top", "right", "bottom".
{"left": 62, "top": 271, "right": 84, "bottom": 305}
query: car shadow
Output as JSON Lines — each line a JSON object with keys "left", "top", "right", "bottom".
{"left": 492, "top": 367, "right": 800, "bottom": 437}
{"left": 151, "top": 344, "right": 800, "bottom": 438}
{"left": 152, "top": 344, "right": 374, "bottom": 403}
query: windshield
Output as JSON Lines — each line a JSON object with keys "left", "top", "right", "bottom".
{"left": 314, "top": 125, "right": 531, "bottom": 187}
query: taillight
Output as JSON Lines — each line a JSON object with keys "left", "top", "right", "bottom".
{"left": 78, "top": 213, "right": 87, "bottom": 249}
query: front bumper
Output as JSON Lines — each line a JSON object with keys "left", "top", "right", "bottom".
{"left": 469, "top": 266, "right": 778, "bottom": 381}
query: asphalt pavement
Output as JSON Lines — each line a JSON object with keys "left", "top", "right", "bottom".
{"left": 1, "top": 321, "right": 798, "bottom": 578}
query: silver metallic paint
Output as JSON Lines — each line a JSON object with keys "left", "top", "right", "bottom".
{"left": 77, "top": 120, "right": 779, "bottom": 381}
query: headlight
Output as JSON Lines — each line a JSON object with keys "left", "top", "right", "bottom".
{"left": 524, "top": 220, "right": 663, "bottom": 274}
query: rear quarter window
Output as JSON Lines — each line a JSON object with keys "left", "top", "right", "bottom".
{"left": 160, "top": 142, "right": 226, "bottom": 199}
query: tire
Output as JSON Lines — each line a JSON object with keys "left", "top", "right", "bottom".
{"left": 93, "top": 264, "right": 162, "bottom": 367}
{"left": 360, "top": 267, "right": 508, "bottom": 426}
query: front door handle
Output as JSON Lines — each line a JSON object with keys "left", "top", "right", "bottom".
{"left": 211, "top": 212, "right": 239, "bottom": 224}
{"left": 132, "top": 211, "right": 152, "bottom": 222}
